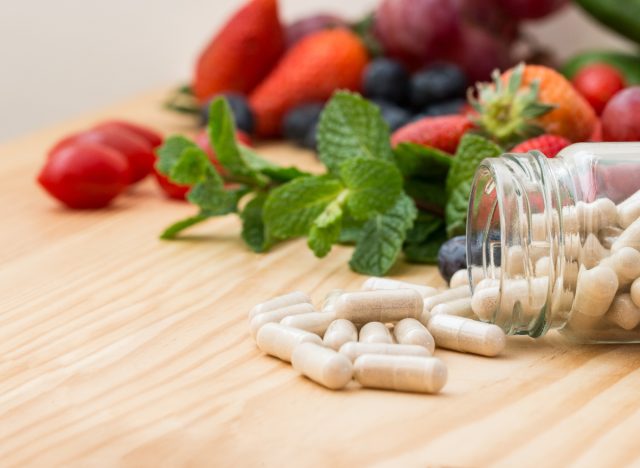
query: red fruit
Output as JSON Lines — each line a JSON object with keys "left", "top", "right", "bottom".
{"left": 374, "top": 0, "right": 461, "bottom": 67}
{"left": 192, "top": 0, "right": 284, "bottom": 103}
{"left": 154, "top": 130, "right": 253, "bottom": 200}
{"left": 391, "top": 115, "right": 474, "bottom": 153}
{"left": 95, "top": 120, "right": 163, "bottom": 148}
{"left": 38, "top": 143, "right": 130, "bottom": 209}
{"left": 249, "top": 29, "right": 369, "bottom": 137}
{"left": 497, "top": 0, "right": 568, "bottom": 20}
{"left": 285, "top": 14, "right": 348, "bottom": 48}
{"left": 602, "top": 87, "right": 640, "bottom": 142}
{"left": 511, "top": 134, "right": 571, "bottom": 158}
{"left": 573, "top": 64, "right": 626, "bottom": 115}
{"left": 53, "top": 127, "right": 155, "bottom": 184}
{"left": 588, "top": 120, "right": 603, "bottom": 142}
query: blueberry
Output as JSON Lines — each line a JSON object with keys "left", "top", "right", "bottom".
{"left": 437, "top": 235, "right": 467, "bottom": 283}
{"left": 201, "top": 92, "right": 255, "bottom": 134}
{"left": 363, "top": 58, "right": 410, "bottom": 106}
{"left": 373, "top": 100, "right": 412, "bottom": 132}
{"left": 422, "top": 98, "right": 466, "bottom": 117}
{"left": 283, "top": 103, "right": 324, "bottom": 147}
{"left": 410, "top": 63, "right": 468, "bottom": 109}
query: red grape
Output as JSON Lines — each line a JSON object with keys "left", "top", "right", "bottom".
{"left": 602, "top": 87, "right": 640, "bottom": 141}
{"left": 285, "top": 14, "right": 348, "bottom": 48}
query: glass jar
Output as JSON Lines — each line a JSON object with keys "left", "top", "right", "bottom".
{"left": 467, "top": 142, "right": 640, "bottom": 343}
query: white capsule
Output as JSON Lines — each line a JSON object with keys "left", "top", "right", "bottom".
{"left": 249, "top": 291, "right": 311, "bottom": 319}
{"left": 334, "top": 289, "right": 423, "bottom": 324}
{"left": 359, "top": 321, "right": 394, "bottom": 344}
{"left": 535, "top": 256, "right": 551, "bottom": 277}
{"left": 562, "top": 261, "right": 579, "bottom": 290}
{"left": 499, "top": 277, "right": 548, "bottom": 320}
{"left": 323, "top": 319, "right": 358, "bottom": 351}
{"left": 505, "top": 246, "right": 525, "bottom": 276}
{"left": 587, "top": 198, "right": 618, "bottom": 232}
{"left": 572, "top": 265, "right": 618, "bottom": 317}
{"left": 393, "top": 318, "right": 435, "bottom": 353}
{"left": 618, "top": 190, "right": 640, "bottom": 228}
{"left": 291, "top": 342, "right": 353, "bottom": 390}
{"left": 256, "top": 323, "right": 323, "bottom": 362}
{"left": 469, "top": 267, "right": 502, "bottom": 288}
{"left": 339, "top": 342, "right": 431, "bottom": 362}
{"left": 322, "top": 289, "right": 345, "bottom": 313}
{"left": 579, "top": 234, "right": 610, "bottom": 269}
{"left": 354, "top": 355, "right": 447, "bottom": 394}
{"left": 362, "top": 277, "right": 438, "bottom": 298}
{"left": 449, "top": 269, "right": 470, "bottom": 288}
{"left": 430, "top": 297, "right": 474, "bottom": 318}
{"left": 631, "top": 278, "right": 640, "bottom": 308}
{"left": 598, "top": 226, "right": 624, "bottom": 250}
{"left": 471, "top": 287, "right": 499, "bottom": 321}
{"left": 474, "top": 278, "right": 500, "bottom": 291}
{"left": 249, "top": 302, "right": 315, "bottom": 338}
{"left": 281, "top": 312, "right": 337, "bottom": 336}
{"left": 423, "top": 286, "right": 472, "bottom": 313}
{"left": 606, "top": 294, "right": 640, "bottom": 330}
{"left": 612, "top": 216, "right": 640, "bottom": 252}
{"left": 599, "top": 246, "right": 640, "bottom": 288}
{"left": 427, "top": 315, "right": 506, "bottom": 357}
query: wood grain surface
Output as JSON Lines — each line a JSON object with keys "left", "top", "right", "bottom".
{"left": 2, "top": 89, "right": 640, "bottom": 468}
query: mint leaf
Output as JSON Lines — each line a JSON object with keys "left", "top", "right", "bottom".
{"left": 160, "top": 213, "right": 209, "bottom": 239}
{"left": 405, "top": 212, "right": 444, "bottom": 244}
{"left": 394, "top": 142, "right": 452, "bottom": 180}
{"left": 404, "top": 179, "right": 447, "bottom": 215}
{"left": 349, "top": 194, "right": 418, "bottom": 276}
{"left": 318, "top": 91, "right": 393, "bottom": 174}
{"left": 445, "top": 134, "right": 502, "bottom": 237}
{"left": 340, "top": 157, "right": 403, "bottom": 220}
{"left": 241, "top": 193, "right": 270, "bottom": 253}
{"left": 240, "top": 146, "right": 311, "bottom": 182}
{"left": 264, "top": 176, "right": 345, "bottom": 239}
{"left": 156, "top": 136, "right": 198, "bottom": 175}
{"left": 188, "top": 172, "right": 244, "bottom": 215}
{"left": 207, "top": 98, "right": 268, "bottom": 187}
{"left": 308, "top": 200, "right": 343, "bottom": 258}
{"left": 338, "top": 213, "right": 365, "bottom": 244}
{"left": 169, "top": 147, "right": 210, "bottom": 185}
{"left": 404, "top": 227, "right": 447, "bottom": 264}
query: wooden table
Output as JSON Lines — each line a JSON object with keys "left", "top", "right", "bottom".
{"left": 2, "top": 89, "right": 640, "bottom": 468}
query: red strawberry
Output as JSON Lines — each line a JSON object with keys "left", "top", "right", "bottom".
{"left": 391, "top": 115, "right": 474, "bottom": 153}
{"left": 193, "top": 0, "right": 284, "bottom": 103}
{"left": 511, "top": 134, "right": 570, "bottom": 158}
{"left": 249, "top": 28, "right": 369, "bottom": 137}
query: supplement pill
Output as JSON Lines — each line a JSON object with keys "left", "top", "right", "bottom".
{"left": 362, "top": 277, "right": 438, "bottom": 298}
{"left": 322, "top": 289, "right": 345, "bottom": 313}
{"left": 630, "top": 278, "right": 640, "bottom": 308}
{"left": 471, "top": 287, "right": 499, "bottom": 321}
{"left": 579, "top": 234, "right": 610, "bottom": 269}
{"left": 599, "top": 246, "right": 640, "bottom": 288}
{"left": 249, "top": 302, "right": 315, "bottom": 338}
{"left": 572, "top": 265, "right": 618, "bottom": 317}
{"left": 256, "top": 323, "right": 322, "bottom": 362}
{"left": 291, "top": 342, "right": 353, "bottom": 390}
{"left": 354, "top": 355, "right": 447, "bottom": 394}
{"left": 323, "top": 319, "right": 358, "bottom": 351}
{"left": 339, "top": 342, "right": 431, "bottom": 362}
{"left": 359, "top": 322, "right": 394, "bottom": 344}
{"left": 334, "top": 289, "right": 423, "bottom": 324}
{"left": 612, "top": 217, "right": 640, "bottom": 252}
{"left": 606, "top": 294, "right": 640, "bottom": 330}
{"left": 427, "top": 315, "right": 506, "bottom": 357}
{"left": 430, "top": 297, "right": 474, "bottom": 318}
{"left": 618, "top": 190, "right": 640, "bottom": 228}
{"left": 449, "top": 269, "right": 470, "bottom": 288}
{"left": 249, "top": 291, "right": 311, "bottom": 319}
{"left": 394, "top": 318, "right": 435, "bottom": 353}
{"left": 281, "top": 312, "right": 336, "bottom": 336}
{"left": 423, "top": 286, "right": 472, "bottom": 313}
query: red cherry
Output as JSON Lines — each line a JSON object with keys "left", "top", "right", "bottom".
{"left": 573, "top": 64, "right": 626, "bottom": 115}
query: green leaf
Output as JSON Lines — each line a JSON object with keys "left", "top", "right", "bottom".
{"left": 405, "top": 212, "right": 444, "bottom": 244}
{"left": 404, "top": 227, "right": 447, "bottom": 264}
{"left": 404, "top": 179, "right": 447, "bottom": 215}
{"left": 317, "top": 91, "right": 394, "bottom": 174}
{"left": 308, "top": 200, "right": 343, "bottom": 258}
{"left": 340, "top": 157, "right": 403, "bottom": 220}
{"left": 394, "top": 142, "right": 453, "bottom": 180}
{"left": 156, "top": 136, "right": 198, "bottom": 175}
{"left": 240, "top": 146, "right": 311, "bottom": 182}
{"left": 338, "top": 213, "right": 365, "bottom": 244}
{"left": 241, "top": 193, "right": 271, "bottom": 253}
{"left": 349, "top": 194, "right": 418, "bottom": 276}
{"left": 263, "top": 176, "right": 345, "bottom": 240}
{"left": 169, "top": 147, "right": 210, "bottom": 185}
{"left": 188, "top": 172, "right": 244, "bottom": 215}
{"left": 207, "top": 98, "right": 268, "bottom": 186}
{"left": 445, "top": 134, "right": 502, "bottom": 238}
{"left": 160, "top": 213, "right": 210, "bottom": 239}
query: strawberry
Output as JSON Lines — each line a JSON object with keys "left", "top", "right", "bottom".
{"left": 472, "top": 64, "right": 597, "bottom": 145}
{"left": 511, "top": 134, "right": 570, "bottom": 158}
{"left": 391, "top": 115, "right": 474, "bottom": 153}
{"left": 192, "top": 0, "right": 284, "bottom": 103}
{"left": 249, "top": 29, "right": 369, "bottom": 137}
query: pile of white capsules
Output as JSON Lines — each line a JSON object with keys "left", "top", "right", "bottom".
{"left": 249, "top": 275, "right": 506, "bottom": 394}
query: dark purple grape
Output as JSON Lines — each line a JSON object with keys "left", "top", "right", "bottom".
{"left": 438, "top": 235, "right": 467, "bottom": 282}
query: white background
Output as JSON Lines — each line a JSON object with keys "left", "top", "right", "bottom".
{"left": 0, "top": 0, "right": 633, "bottom": 141}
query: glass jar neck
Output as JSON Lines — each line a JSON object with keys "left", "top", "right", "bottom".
{"left": 467, "top": 151, "right": 578, "bottom": 337}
